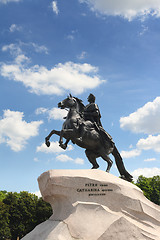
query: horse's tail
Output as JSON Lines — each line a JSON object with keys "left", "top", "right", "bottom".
{"left": 112, "top": 146, "right": 133, "bottom": 182}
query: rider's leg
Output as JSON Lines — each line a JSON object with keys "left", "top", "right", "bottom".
{"left": 85, "top": 150, "right": 99, "bottom": 169}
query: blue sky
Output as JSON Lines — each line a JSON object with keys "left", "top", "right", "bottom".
{"left": 1, "top": 0, "right": 160, "bottom": 195}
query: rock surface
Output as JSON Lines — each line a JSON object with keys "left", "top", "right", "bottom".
{"left": 21, "top": 169, "right": 160, "bottom": 240}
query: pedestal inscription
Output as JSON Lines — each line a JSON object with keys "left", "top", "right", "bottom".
{"left": 77, "top": 182, "right": 113, "bottom": 196}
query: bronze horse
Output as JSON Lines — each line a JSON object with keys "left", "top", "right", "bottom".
{"left": 45, "top": 95, "right": 133, "bottom": 182}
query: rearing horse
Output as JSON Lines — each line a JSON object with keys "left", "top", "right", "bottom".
{"left": 45, "top": 95, "right": 133, "bottom": 182}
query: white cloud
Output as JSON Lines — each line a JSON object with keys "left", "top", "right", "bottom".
{"left": 56, "top": 154, "right": 73, "bottom": 162}
{"left": 139, "top": 24, "right": 149, "bottom": 36}
{"left": 0, "top": 0, "right": 21, "bottom": 3}
{"left": 144, "top": 158, "right": 156, "bottom": 162}
{"left": 35, "top": 107, "right": 48, "bottom": 115}
{"left": 52, "top": 1, "right": 59, "bottom": 15}
{"left": 14, "top": 54, "right": 30, "bottom": 64}
{"left": 9, "top": 24, "right": 22, "bottom": 32}
{"left": 75, "top": 157, "right": 84, "bottom": 165}
{"left": 79, "top": 0, "right": 160, "bottom": 21}
{"left": 66, "top": 30, "right": 77, "bottom": 41}
{"left": 2, "top": 43, "right": 22, "bottom": 56}
{"left": 0, "top": 53, "right": 104, "bottom": 95}
{"left": 121, "top": 149, "right": 141, "bottom": 159}
{"left": 36, "top": 107, "right": 67, "bottom": 120}
{"left": 137, "top": 134, "right": 160, "bottom": 152}
{"left": 2, "top": 42, "right": 48, "bottom": 56}
{"left": 0, "top": 110, "right": 43, "bottom": 151}
{"left": 47, "top": 108, "right": 67, "bottom": 120}
{"left": 56, "top": 154, "right": 84, "bottom": 164}
{"left": 131, "top": 167, "right": 160, "bottom": 181}
{"left": 120, "top": 97, "right": 160, "bottom": 156}
{"left": 77, "top": 51, "right": 87, "bottom": 60}
{"left": 34, "top": 157, "right": 39, "bottom": 162}
{"left": 121, "top": 134, "right": 160, "bottom": 158}
{"left": 67, "top": 34, "right": 75, "bottom": 41}
{"left": 36, "top": 141, "right": 73, "bottom": 154}
{"left": 120, "top": 97, "right": 160, "bottom": 134}
{"left": 30, "top": 42, "right": 48, "bottom": 54}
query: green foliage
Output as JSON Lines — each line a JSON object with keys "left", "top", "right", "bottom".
{"left": 0, "top": 190, "right": 7, "bottom": 202}
{"left": 136, "top": 175, "right": 160, "bottom": 205}
{"left": 0, "top": 191, "right": 52, "bottom": 240}
{"left": 0, "top": 202, "right": 11, "bottom": 240}
{"left": 35, "top": 197, "right": 53, "bottom": 226}
{"left": 3, "top": 192, "right": 37, "bottom": 239}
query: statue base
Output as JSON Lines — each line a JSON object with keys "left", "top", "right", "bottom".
{"left": 21, "top": 169, "right": 160, "bottom": 240}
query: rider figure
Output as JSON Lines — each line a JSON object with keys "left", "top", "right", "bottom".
{"left": 84, "top": 93, "right": 115, "bottom": 147}
{"left": 84, "top": 94, "right": 102, "bottom": 126}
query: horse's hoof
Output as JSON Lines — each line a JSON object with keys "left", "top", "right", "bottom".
{"left": 91, "top": 165, "right": 99, "bottom": 169}
{"left": 62, "top": 144, "right": 67, "bottom": 150}
{"left": 59, "top": 143, "right": 67, "bottom": 150}
{"left": 46, "top": 141, "right": 50, "bottom": 147}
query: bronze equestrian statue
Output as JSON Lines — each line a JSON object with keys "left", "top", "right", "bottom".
{"left": 45, "top": 94, "right": 133, "bottom": 182}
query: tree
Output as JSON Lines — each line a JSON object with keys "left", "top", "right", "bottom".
{"left": 0, "top": 201, "right": 11, "bottom": 240}
{"left": 149, "top": 176, "right": 160, "bottom": 205}
{"left": 3, "top": 191, "right": 34, "bottom": 239}
{"left": 2, "top": 191, "right": 52, "bottom": 239}
{"left": 136, "top": 175, "right": 160, "bottom": 205}
{"left": 0, "top": 191, "right": 7, "bottom": 202}
{"left": 35, "top": 197, "right": 52, "bottom": 226}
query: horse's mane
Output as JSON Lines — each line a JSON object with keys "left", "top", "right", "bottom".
{"left": 74, "top": 97, "right": 85, "bottom": 113}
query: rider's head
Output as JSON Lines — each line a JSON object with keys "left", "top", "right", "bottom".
{"left": 88, "top": 93, "right": 95, "bottom": 103}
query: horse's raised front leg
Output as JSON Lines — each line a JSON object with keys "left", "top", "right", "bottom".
{"left": 45, "top": 130, "right": 61, "bottom": 147}
{"left": 59, "top": 139, "right": 70, "bottom": 150}
{"left": 59, "top": 129, "right": 64, "bottom": 147}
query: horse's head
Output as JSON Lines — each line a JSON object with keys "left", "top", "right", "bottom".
{"left": 58, "top": 94, "right": 77, "bottom": 110}
{"left": 58, "top": 94, "right": 85, "bottom": 113}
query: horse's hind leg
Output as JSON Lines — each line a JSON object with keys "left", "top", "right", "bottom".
{"left": 85, "top": 150, "right": 99, "bottom": 169}
{"left": 101, "top": 152, "right": 113, "bottom": 172}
